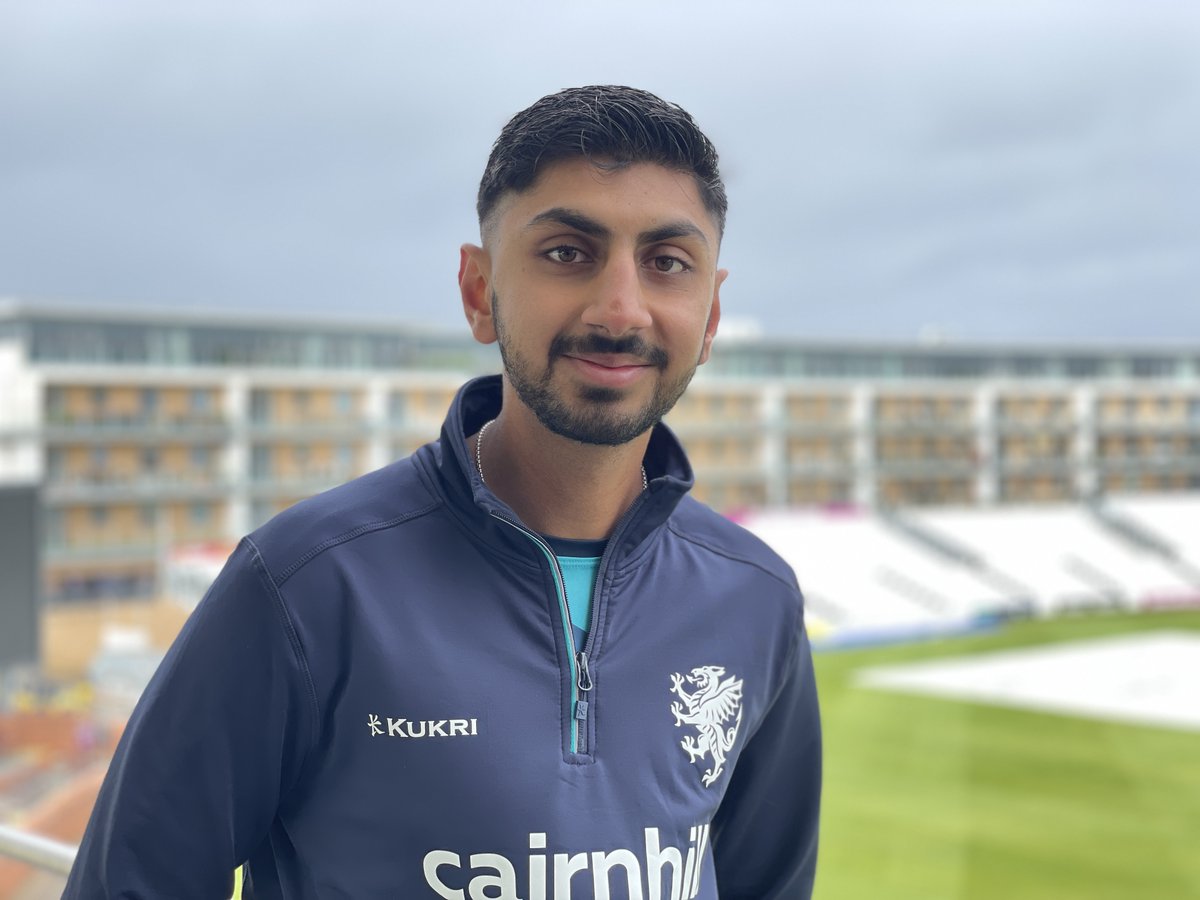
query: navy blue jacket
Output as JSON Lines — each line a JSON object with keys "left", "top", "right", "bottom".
{"left": 65, "top": 376, "right": 821, "bottom": 899}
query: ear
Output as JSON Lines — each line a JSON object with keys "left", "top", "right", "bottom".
{"left": 697, "top": 268, "right": 726, "bottom": 365}
{"left": 459, "top": 244, "right": 496, "bottom": 344}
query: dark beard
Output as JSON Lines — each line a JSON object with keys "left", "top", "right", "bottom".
{"left": 492, "top": 290, "right": 697, "bottom": 446}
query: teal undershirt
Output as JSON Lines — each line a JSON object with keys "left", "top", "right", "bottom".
{"left": 546, "top": 536, "right": 606, "bottom": 648}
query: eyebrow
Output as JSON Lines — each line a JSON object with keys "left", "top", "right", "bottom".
{"left": 527, "top": 208, "right": 609, "bottom": 238}
{"left": 640, "top": 221, "right": 709, "bottom": 248}
{"left": 525, "top": 207, "right": 710, "bottom": 248}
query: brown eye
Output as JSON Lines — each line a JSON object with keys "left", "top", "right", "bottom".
{"left": 653, "top": 256, "right": 688, "bottom": 274}
{"left": 547, "top": 246, "right": 581, "bottom": 263}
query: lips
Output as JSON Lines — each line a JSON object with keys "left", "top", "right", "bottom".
{"left": 561, "top": 353, "right": 653, "bottom": 388}
{"left": 549, "top": 333, "right": 669, "bottom": 371}
{"left": 564, "top": 352, "right": 652, "bottom": 370}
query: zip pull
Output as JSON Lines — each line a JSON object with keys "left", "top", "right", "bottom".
{"left": 575, "top": 652, "right": 592, "bottom": 755}
{"left": 576, "top": 650, "right": 593, "bottom": 693}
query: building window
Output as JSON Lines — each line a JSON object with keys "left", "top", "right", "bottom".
{"left": 1065, "top": 358, "right": 1101, "bottom": 379}
{"left": 91, "top": 505, "right": 109, "bottom": 527}
{"left": 250, "top": 390, "right": 271, "bottom": 422}
{"left": 142, "top": 387, "right": 158, "bottom": 416}
{"left": 1132, "top": 358, "right": 1176, "bottom": 379}
{"left": 191, "top": 389, "right": 211, "bottom": 413}
{"left": 189, "top": 503, "right": 210, "bottom": 527}
{"left": 1009, "top": 357, "right": 1049, "bottom": 378}
{"left": 141, "top": 447, "right": 159, "bottom": 472}
{"left": 251, "top": 445, "right": 271, "bottom": 478}
{"left": 46, "top": 448, "right": 65, "bottom": 478}
{"left": 190, "top": 445, "right": 210, "bottom": 470}
{"left": 389, "top": 392, "right": 407, "bottom": 422}
{"left": 335, "top": 390, "right": 353, "bottom": 415}
{"left": 46, "top": 386, "right": 66, "bottom": 419}
{"left": 45, "top": 509, "right": 64, "bottom": 544}
{"left": 250, "top": 501, "right": 274, "bottom": 529}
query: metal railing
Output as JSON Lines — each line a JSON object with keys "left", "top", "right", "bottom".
{"left": 0, "top": 822, "right": 77, "bottom": 875}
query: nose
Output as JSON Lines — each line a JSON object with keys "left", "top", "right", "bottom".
{"left": 580, "top": 256, "right": 652, "bottom": 336}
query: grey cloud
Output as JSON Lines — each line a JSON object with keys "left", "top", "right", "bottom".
{"left": 1, "top": 1, "right": 1198, "bottom": 339}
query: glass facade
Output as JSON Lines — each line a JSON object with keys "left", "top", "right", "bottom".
{"left": 8, "top": 305, "right": 1194, "bottom": 381}
{"left": 25, "top": 313, "right": 501, "bottom": 373}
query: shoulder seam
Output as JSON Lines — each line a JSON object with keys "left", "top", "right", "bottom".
{"left": 244, "top": 536, "right": 322, "bottom": 756}
{"left": 665, "top": 520, "right": 800, "bottom": 594}
{"left": 273, "top": 500, "right": 444, "bottom": 585}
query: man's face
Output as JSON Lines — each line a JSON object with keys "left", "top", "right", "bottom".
{"left": 461, "top": 156, "right": 725, "bottom": 446}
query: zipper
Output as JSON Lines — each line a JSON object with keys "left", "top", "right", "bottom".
{"left": 488, "top": 486, "right": 651, "bottom": 757}
{"left": 581, "top": 491, "right": 648, "bottom": 657}
{"left": 489, "top": 513, "right": 591, "bottom": 753}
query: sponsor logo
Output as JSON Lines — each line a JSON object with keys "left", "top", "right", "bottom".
{"left": 424, "top": 825, "right": 711, "bottom": 900}
{"left": 367, "top": 714, "right": 479, "bottom": 738}
{"left": 670, "top": 666, "right": 743, "bottom": 786}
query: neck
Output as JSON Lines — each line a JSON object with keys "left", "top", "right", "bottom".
{"left": 472, "top": 390, "right": 650, "bottom": 541}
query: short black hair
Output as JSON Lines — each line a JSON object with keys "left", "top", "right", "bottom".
{"left": 477, "top": 85, "right": 727, "bottom": 239}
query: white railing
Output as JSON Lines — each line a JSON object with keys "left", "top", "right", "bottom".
{"left": 0, "top": 822, "right": 77, "bottom": 875}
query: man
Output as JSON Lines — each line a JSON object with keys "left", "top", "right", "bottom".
{"left": 65, "top": 85, "right": 821, "bottom": 899}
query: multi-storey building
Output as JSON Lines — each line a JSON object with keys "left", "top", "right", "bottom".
{"left": 2, "top": 299, "right": 1199, "bottom": 607}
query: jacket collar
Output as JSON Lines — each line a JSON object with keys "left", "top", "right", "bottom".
{"left": 435, "top": 375, "right": 694, "bottom": 558}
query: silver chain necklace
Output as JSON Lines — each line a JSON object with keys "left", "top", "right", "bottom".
{"left": 475, "top": 419, "right": 648, "bottom": 492}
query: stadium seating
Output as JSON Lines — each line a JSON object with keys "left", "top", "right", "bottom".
{"left": 745, "top": 509, "right": 1013, "bottom": 639}
{"left": 742, "top": 494, "right": 1200, "bottom": 643}
{"left": 911, "top": 506, "right": 1196, "bottom": 614}
{"left": 1103, "top": 493, "right": 1200, "bottom": 607}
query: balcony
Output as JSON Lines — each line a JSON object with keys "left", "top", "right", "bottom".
{"left": 780, "top": 421, "right": 856, "bottom": 438}
{"left": 43, "top": 412, "right": 229, "bottom": 441}
{"left": 785, "top": 459, "right": 857, "bottom": 477}
{"left": 244, "top": 415, "right": 368, "bottom": 438}
{"left": 994, "top": 416, "right": 1078, "bottom": 434}
{"left": 1094, "top": 418, "right": 1200, "bottom": 434}
{"left": 669, "top": 396, "right": 761, "bottom": 424}
{"left": 245, "top": 465, "right": 358, "bottom": 495}
{"left": 996, "top": 457, "right": 1076, "bottom": 475}
{"left": 874, "top": 458, "right": 978, "bottom": 478}
{"left": 872, "top": 417, "right": 975, "bottom": 434}
{"left": 42, "top": 537, "right": 159, "bottom": 564}
{"left": 876, "top": 442, "right": 976, "bottom": 464}
{"left": 1095, "top": 455, "right": 1200, "bottom": 475}
{"left": 382, "top": 418, "right": 448, "bottom": 440}
{"left": 783, "top": 401, "right": 852, "bottom": 426}
{"left": 44, "top": 472, "right": 231, "bottom": 503}
{"left": 877, "top": 479, "right": 974, "bottom": 507}
{"left": 666, "top": 424, "right": 771, "bottom": 445}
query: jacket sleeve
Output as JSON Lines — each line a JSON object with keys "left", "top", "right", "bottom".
{"left": 63, "top": 538, "right": 317, "bottom": 899}
{"left": 710, "top": 613, "right": 822, "bottom": 899}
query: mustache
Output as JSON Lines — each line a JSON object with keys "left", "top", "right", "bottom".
{"left": 549, "top": 333, "right": 669, "bottom": 370}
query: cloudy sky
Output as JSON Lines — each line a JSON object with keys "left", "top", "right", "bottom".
{"left": 1, "top": 1, "right": 1197, "bottom": 342}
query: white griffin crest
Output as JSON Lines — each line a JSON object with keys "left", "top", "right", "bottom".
{"left": 670, "top": 665, "right": 744, "bottom": 786}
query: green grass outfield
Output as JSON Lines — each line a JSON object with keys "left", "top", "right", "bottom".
{"left": 811, "top": 609, "right": 1200, "bottom": 900}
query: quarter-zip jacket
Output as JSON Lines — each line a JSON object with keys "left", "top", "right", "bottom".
{"left": 64, "top": 375, "right": 821, "bottom": 900}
